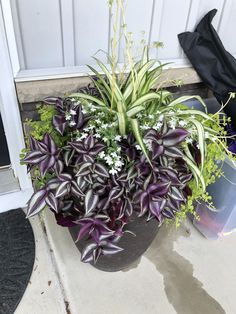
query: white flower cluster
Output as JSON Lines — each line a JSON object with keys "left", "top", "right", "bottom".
{"left": 151, "top": 114, "right": 164, "bottom": 131}
{"left": 98, "top": 150, "right": 124, "bottom": 175}
{"left": 76, "top": 132, "right": 88, "bottom": 141}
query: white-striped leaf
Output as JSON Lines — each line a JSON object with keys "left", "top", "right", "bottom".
{"left": 85, "top": 189, "right": 99, "bottom": 215}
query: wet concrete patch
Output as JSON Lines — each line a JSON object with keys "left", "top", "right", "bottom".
{"left": 144, "top": 223, "right": 226, "bottom": 314}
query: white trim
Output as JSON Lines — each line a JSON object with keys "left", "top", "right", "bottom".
{"left": 1, "top": 0, "right": 20, "bottom": 76}
{"left": 0, "top": 188, "right": 33, "bottom": 213}
{"left": 0, "top": 3, "right": 32, "bottom": 194}
{"left": 14, "top": 58, "right": 192, "bottom": 82}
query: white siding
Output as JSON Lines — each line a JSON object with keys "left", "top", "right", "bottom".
{"left": 74, "top": 0, "right": 110, "bottom": 66}
{"left": 10, "top": 0, "right": 64, "bottom": 69}
{"left": 6, "top": 0, "right": 236, "bottom": 77}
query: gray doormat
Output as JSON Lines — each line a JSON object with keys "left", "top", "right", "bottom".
{"left": 0, "top": 209, "right": 35, "bottom": 314}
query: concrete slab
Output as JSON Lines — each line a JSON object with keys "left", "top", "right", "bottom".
{"left": 43, "top": 210, "right": 236, "bottom": 314}
{"left": 15, "top": 214, "right": 66, "bottom": 314}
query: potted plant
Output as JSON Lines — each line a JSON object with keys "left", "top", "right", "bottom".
{"left": 21, "top": 1, "right": 233, "bottom": 271}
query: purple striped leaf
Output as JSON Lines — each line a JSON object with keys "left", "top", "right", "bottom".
{"left": 162, "top": 208, "right": 175, "bottom": 219}
{"left": 71, "top": 181, "right": 85, "bottom": 198}
{"left": 94, "top": 163, "right": 109, "bottom": 178}
{"left": 85, "top": 189, "right": 99, "bottom": 215}
{"left": 101, "top": 242, "right": 124, "bottom": 255}
{"left": 64, "top": 149, "right": 75, "bottom": 166}
{"left": 39, "top": 156, "right": 56, "bottom": 177}
{"left": 162, "top": 128, "right": 189, "bottom": 147}
{"left": 89, "top": 144, "right": 105, "bottom": 155}
{"left": 55, "top": 181, "right": 70, "bottom": 198}
{"left": 23, "top": 151, "right": 46, "bottom": 164}
{"left": 45, "top": 192, "right": 58, "bottom": 213}
{"left": 84, "top": 134, "right": 95, "bottom": 148}
{"left": 70, "top": 142, "right": 87, "bottom": 154}
{"left": 165, "top": 147, "right": 183, "bottom": 158}
{"left": 53, "top": 115, "right": 66, "bottom": 135}
{"left": 76, "top": 162, "right": 92, "bottom": 177}
{"left": 139, "top": 192, "right": 149, "bottom": 216}
{"left": 58, "top": 173, "right": 72, "bottom": 182}
{"left": 76, "top": 223, "right": 92, "bottom": 242}
{"left": 81, "top": 243, "right": 98, "bottom": 263}
{"left": 54, "top": 160, "right": 64, "bottom": 175}
{"left": 27, "top": 189, "right": 47, "bottom": 218}
{"left": 43, "top": 134, "right": 57, "bottom": 154}
{"left": 169, "top": 187, "right": 185, "bottom": 201}
{"left": 147, "top": 182, "right": 170, "bottom": 197}
{"left": 43, "top": 96, "right": 60, "bottom": 104}
{"left": 29, "top": 137, "right": 39, "bottom": 151}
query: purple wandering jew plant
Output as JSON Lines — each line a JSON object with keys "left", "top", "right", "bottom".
{"left": 21, "top": 1, "right": 232, "bottom": 263}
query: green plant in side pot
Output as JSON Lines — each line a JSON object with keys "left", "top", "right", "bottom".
{"left": 21, "top": 1, "right": 234, "bottom": 270}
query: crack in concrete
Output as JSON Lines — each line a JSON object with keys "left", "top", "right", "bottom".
{"left": 144, "top": 223, "right": 226, "bottom": 314}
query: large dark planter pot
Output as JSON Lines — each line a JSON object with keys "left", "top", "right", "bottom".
{"left": 69, "top": 217, "right": 160, "bottom": 272}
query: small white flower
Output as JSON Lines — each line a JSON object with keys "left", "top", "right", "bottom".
{"left": 88, "top": 125, "right": 95, "bottom": 130}
{"left": 91, "top": 107, "right": 96, "bottom": 112}
{"left": 80, "top": 133, "right": 88, "bottom": 139}
{"left": 179, "top": 120, "right": 187, "bottom": 127}
{"left": 103, "top": 137, "right": 108, "bottom": 142}
{"left": 205, "top": 132, "right": 209, "bottom": 139}
{"left": 65, "top": 113, "right": 72, "bottom": 121}
{"left": 95, "top": 119, "right": 101, "bottom": 124}
{"left": 114, "top": 135, "right": 122, "bottom": 142}
{"left": 83, "top": 127, "right": 90, "bottom": 132}
{"left": 76, "top": 101, "right": 81, "bottom": 105}
{"left": 114, "top": 160, "right": 123, "bottom": 168}
{"left": 122, "top": 135, "right": 128, "bottom": 139}
{"left": 98, "top": 151, "right": 106, "bottom": 158}
{"left": 81, "top": 108, "right": 87, "bottom": 114}
{"left": 70, "top": 109, "right": 76, "bottom": 115}
{"left": 109, "top": 168, "right": 118, "bottom": 175}
{"left": 69, "top": 121, "right": 76, "bottom": 127}
{"left": 148, "top": 114, "right": 154, "bottom": 119}
{"left": 71, "top": 97, "right": 76, "bottom": 102}
{"left": 94, "top": 133, "right": 101, "bottom": 139}
{"left": 105, "top": 156, "right": 114, "bottom": 165}
{"left": 135, "top": 144, "right": 142, "bottom": 151}
{"left": 111, "top": 152, "right": 118, "bottom": 158}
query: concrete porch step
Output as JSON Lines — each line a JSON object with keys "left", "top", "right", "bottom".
{"left": 16, "top": 210, "right": 236, "bottom": 314}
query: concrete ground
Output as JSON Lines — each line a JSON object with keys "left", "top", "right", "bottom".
{"left": 16, "top": 210, "right": 236, "bottom": 314}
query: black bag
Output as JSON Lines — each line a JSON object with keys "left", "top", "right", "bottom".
{"left": 178, "top": 9, "right": 236, "bottom": 127}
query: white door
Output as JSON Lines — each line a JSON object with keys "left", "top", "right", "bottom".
{"left": 0, "top": 3, "right": 33, "bottom": 212}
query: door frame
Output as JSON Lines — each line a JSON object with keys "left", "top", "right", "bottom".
{"left": 0, "top": 3, "right": 33, "bottom": 212}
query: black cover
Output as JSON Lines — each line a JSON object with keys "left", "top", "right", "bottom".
{"left": 0, "top": 209, "right": 35, "bottom": 314}
{"left": 178, "top": 9, "right": 236, "bottom": 127}
{"left": 0, "top": 114, "right": 10, "bottom": 167}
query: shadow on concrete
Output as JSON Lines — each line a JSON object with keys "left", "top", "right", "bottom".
{"left": 144, "top": 223, "right": 226, "bottom": 314}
